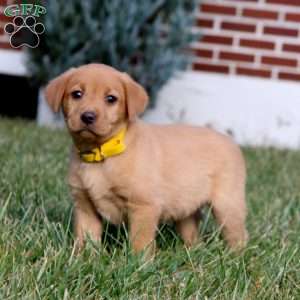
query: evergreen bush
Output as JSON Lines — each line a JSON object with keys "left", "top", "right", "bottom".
{"left": 26, "top": 0, "right": 198, "bottom": 107}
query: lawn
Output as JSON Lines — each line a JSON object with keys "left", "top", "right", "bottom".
{"left": 0, "top": 117, "right": 299, "bottom": 299}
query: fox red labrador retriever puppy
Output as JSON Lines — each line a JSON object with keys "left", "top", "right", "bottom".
{"left": 45, "top": 64, "right": 248, "bottom": 255}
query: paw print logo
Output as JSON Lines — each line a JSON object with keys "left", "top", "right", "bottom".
{"left": 4, "top": 16, "right": 45, "bottom": 48}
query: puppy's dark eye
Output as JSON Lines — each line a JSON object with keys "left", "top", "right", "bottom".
{"left": 105, "top": 95, "right": 118, "bottom": 104}
{"left": 71, "top": 90, "right": 83, "bottom": 99}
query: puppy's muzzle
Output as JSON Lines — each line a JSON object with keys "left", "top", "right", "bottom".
{"left": 81, "top": 111, "right": 97, "bottom": 125}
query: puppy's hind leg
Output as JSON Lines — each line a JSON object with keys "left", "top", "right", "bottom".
{"left": 211, "top": 176, "right": 248, "bottom": 250}
{"left": 176, "top": 210, "right": 201, "bottom": 247}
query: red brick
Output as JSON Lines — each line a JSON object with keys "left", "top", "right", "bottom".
{"left": 219, "top": 51, "right": 254, "bottom": 62}
{"left": 264, "top": 26, "right": 298, "bottom": 37}
{"left": 221, "top": 21, "right": 256, "bottom": 32}
{"left": 201, "top": 4, "right": 236, "bottom": 15}
{"left": 278, "top": 72, "right": 300, "bottom": 81}
{"left": 282, "top": 43, "right": 300, "bottom": 53}
{"left": 266, "top": 0, "right": 300, "bottom": 6}
{"left": 0, "top": 41, "right": 12, "bottom": 49}
{"left": 202, "top": 34, "right": 233, "bottom": 45}
{"left": 243, "top": 8, "right": 278, "bottom": 20}
{"left": 285, "top": 13, "right": 300, "bottom": 22}
{"left": 261, "top": 56, "right": 297, "bottom": 67}
{"left": 240, "top": 38, "right": 275, "bottom": 50}
{"left": 196, "top": 18, "right": 214, "bottom": 28}
{"left": 193, "top": 62, "right": 229, "bottom": 74}
{"left": 0, "top": 12, "right": 11, "bottom": 22}
{"left": 192, "top": 48, "right": 213, "bottom": 58}
{"left": 236, "top": 67, "right": 271, "bottom": 78}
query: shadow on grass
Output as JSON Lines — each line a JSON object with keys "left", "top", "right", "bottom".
{"left": 6, "top": 193, "right": 219, "bottom": 255}
{"left": 99, "top": 205, "right": 218, "bottom": 253}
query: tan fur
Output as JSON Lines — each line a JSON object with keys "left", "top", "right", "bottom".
{"left": 45, "top": 64, "right": 248, "bottom": 254}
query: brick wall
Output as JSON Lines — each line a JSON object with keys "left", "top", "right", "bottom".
{"left": 2, "top": 0, "right": 300, "bottom": 83}
{"left": 0, "top": 0, "right": 14, "bottom": 50}
{"left": 193, "top": 0, "right": 300, "bottom": 82}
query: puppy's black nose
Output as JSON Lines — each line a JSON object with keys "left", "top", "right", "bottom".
{"left": 81, "top": 111, "right": 96, "bottom": 125}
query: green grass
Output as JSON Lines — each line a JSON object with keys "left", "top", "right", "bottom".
{"left": 0, "top": 117, "right": 299, "bottom": 299}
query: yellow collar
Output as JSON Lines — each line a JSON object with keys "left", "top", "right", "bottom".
{"left": 79, "top": 127, "right": 127, "bottom": 163}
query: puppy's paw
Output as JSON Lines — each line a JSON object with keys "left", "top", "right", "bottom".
{"left": 227, "top": 229, "right": 249, "bottom": 253}
{"left": 133, "top": 240, "right": 156, "bottom": 261}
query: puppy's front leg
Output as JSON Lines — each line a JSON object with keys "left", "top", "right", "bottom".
{"left": 71, "top": 188, "right": 102, "bottom": 249}
{"left": 129, "top": 205, "right": 160, "bottom": 256}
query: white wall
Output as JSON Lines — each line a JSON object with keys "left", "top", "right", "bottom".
{"left": 144, "top": 71, "right": 300, "bottom": 149}
{"left": 0, "top": 49, "right": 26, "bottom": 76}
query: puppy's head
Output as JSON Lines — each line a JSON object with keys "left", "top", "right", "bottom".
{"left": 45, "top": 64, "right": 148, "bottom": 142}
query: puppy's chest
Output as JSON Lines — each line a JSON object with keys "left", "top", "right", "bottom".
{"left": 80, "top": 164, "right": 128, "bottom": 224}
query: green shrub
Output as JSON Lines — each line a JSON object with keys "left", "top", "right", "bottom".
{"left": 26, "top": 0, "right": 198, "bottom": 107}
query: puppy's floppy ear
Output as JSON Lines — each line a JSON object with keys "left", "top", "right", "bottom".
{"left": 45, "top": 68, "right": 76, "bottom": 113}
{"left": 121, "top": 73, "right": 149, "bottom": 121}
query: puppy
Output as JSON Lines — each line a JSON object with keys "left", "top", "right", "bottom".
{"left": 45, "top": 64, "right": 248, "bottom": 254}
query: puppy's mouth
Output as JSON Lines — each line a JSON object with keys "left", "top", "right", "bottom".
{"left": 67, "top": 120, "right": 113, "bottom": 141}
{"left": 76, "top": 128, "right": 99, "bottom": 138}
{"left": 75, "top": 126, "right": 112, "bottom": 140}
